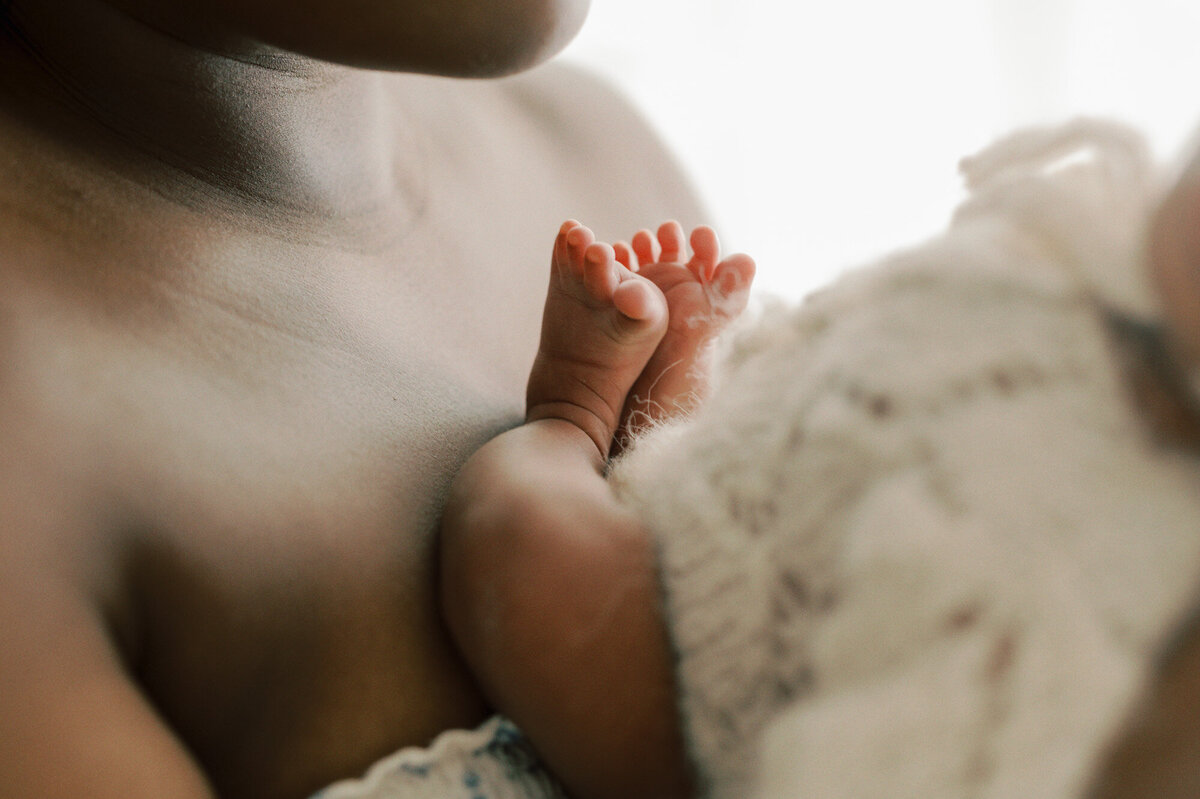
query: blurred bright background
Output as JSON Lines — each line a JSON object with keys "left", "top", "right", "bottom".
{"left": 562, "top": 0, "right": 1200, "bottom": 300}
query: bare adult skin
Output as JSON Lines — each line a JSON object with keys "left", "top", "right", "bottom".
{"left": 0, "top": 1, "right": 704, "bottom": 797}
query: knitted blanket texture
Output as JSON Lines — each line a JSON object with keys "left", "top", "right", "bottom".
{"left": 611, "top": 119, "right": 1200, "bottom": 799}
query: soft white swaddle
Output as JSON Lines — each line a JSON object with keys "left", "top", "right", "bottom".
{"left": 612, "top": 118, "right": 1200, "bottom": 798}
{"left": 317, "top": 120, "right": 1200, "bottom": 799}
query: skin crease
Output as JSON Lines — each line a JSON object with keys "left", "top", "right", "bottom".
{"left": 0, "top": 0, "right": 708, "bottom": 798}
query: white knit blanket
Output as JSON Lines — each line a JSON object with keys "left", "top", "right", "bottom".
{"left": 612, "top": 119, "right": 1200, "bottom": 799}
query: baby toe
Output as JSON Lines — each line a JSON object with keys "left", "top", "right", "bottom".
{"left": 554, "top": 220, "right": 581, "bottom": 276}
{"left": 657, "top": 221, "right": 686, "bottom": 263}
{"left": 582, "top": 242, "right": 619, "bottom": 301}
{"left": 613, "top": 276, "right": 667, "bottom": 323}
{"left": 632, "top": 229, "right": 660, "bottom": 265}
{"left": 688, "top": 226, "right": 721, "bottom": 282}
{"left": 614, "top": 241, "right": 637, "bottom": 271}
{"left": 566, "top": 224, "right": 596, "bottom": 277}
{"left": 711, "top": 253, "right": 757, "bottom": 306}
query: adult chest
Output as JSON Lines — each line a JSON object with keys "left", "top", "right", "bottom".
{"left": 3, "top": 229, "right": 542, "bottom": 796}
{"left": 131, "top": 290, "right": 537, "bottom": 797}
{"left": 115, "top": 348, "right": 506, "bottom": 798}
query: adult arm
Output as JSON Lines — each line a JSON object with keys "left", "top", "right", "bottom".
{"left": 0, "top": 465, "right": 214, "bottom": 798}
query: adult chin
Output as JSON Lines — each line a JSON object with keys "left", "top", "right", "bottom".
{"left": 378, "top": 0, "right": 594, "bottom": 77}
{"left": 110, "top": 0, "right": 592, "bottom": 76}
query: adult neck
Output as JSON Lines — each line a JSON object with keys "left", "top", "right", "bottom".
{"left": 0, "top": 0, "right": 416, "bottom": 229}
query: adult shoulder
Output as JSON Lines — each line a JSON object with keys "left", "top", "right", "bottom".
{"left": 0, "top": 445, "right": 215, "bottom": 799}
{"left": 0, "top": 300, "right": 213, "bottom": 797}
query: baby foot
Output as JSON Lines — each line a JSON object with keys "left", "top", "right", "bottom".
{"left": 526, "top": 221, "right": 670, "bottom": 458}
{"left": 613, "top": 221, "right": 756, "bottom": 444}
